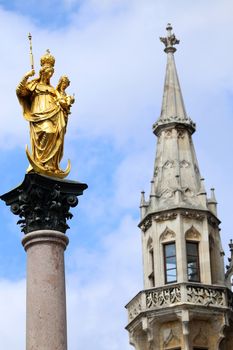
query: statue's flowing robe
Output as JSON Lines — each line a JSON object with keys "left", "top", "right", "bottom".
{"left": 16, "top": 80, "right": 67, "bottom": 173}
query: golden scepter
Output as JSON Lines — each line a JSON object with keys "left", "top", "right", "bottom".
{"left": 28, "top": 33, "right": 34, "bottom": 70}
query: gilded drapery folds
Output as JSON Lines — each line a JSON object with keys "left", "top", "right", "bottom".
{"left": 16, "top": 50, "right": 74, "bottom": 179}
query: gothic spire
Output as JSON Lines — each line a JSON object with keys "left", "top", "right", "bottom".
{"left": 153, "top": 24, "right": 195, "bottom": 135}
{"left": 126, "top": 25, "right": 230, "bottom": 350}
{"left": 143, "top": 24, "right": 208, "bottom": 215}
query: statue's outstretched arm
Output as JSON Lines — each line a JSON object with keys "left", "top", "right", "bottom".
{"left": 16, "top": 69, "right": 35, "bottom": 97}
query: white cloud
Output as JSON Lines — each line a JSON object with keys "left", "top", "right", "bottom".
{"left": 0, "top": 279, "right": 25, "bottom": 348}
{"left": 0, "top": 0, "right": 232, "bottom": 154}
{"left": 66, "top": 215, "right": 142, "bottom": 350}
{"left": 113, "top": 148, "right": 154, "bottom": 209}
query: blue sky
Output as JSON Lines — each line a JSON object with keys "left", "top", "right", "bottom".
{"left": 0, "top": 0, "right": 233, "bottom": 349}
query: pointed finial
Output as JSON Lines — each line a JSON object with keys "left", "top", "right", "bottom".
{"left": 160, "top": 23, "right": 180, "bottom": 54}
{"left": 210, "top": 188, "right": 217, "bottom": 202}
{"left": 140, "top": 191, "right": 147, "bottom": 219}
{"left": 140, "top": 191, "right": 146, "bottom": 207}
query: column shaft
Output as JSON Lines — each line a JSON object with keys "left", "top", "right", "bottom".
{"left": 22, "top": 230, "right": 69, "bottom": 350}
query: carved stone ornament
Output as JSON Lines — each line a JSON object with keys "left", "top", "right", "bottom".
{"left": 181, "top": 210, "right": 205, "bottom": 221}
{"left": 141, "top": 217, "right": 152, "bottom": 232}
{"left": 126, "top": 284, "right": 230, "bottom": 323}
{"left": 146, "top": 286, "right": 181, "bottom": 308}
{"left": 0, "top": 173, "right": 87, "bottom": 234}
{"left": 163, "top": 328, "right": 180, "bottom": 347}
{"left": 164, "top": 130, "right": 172, "bottom": 138}
{"left": 193, "top": 326, "right": 208, "bottom": 346}
{"left": 163, "top": 160, "right": 174, "bottom": 169}
{"left": 160, "top": 227, "right": 176, "bottom": 242}
{"left": 187, "top": 285, "right": 225, "bottom": 307}
{"left": 161, "top": 188, "right": 174, "bottom": 199}
{"left": 128, "top": 293, "right": 142, "bottom": 321}
{"left": 153, "top": 116, "right": 196, "bottom": 136}
{"left": 183, "top": 188, "right": 194, "bottom": 197}
{"left": 180, "top": 160, "right": 190, "bottom": 168}
{"left": 160, "top": 32, "right": 179, "bottom": 48}
{"left": 185, "top": 226, "right": 201, "bottom": 240}
{"left": 154, "top": 212, "right": 177, "bottom": 222}
{"left": 177, "top": 129, "right": 185, "bottom": 139}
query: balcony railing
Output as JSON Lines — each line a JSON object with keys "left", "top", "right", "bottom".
{"left": 126, "top": 283, "right": 232, "bottom": 323}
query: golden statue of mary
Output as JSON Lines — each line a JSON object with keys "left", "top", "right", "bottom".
{"left": 16, "top": 50, "right": 74, "bottom": 179}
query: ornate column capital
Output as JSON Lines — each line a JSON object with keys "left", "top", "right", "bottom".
{"left": 1, "top": 173, "right": 87, "bottom": 234}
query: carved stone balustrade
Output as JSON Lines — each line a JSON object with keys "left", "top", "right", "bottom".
{"left": 126, "top": 283, "right": 233, "bottom": 324}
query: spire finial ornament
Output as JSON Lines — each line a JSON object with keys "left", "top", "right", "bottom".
{"left": 160, "top": 23, "right": 180, "bottom": 53}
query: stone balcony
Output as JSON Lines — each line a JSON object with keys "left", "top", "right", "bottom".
{"left": 126, "top": 283, "right": 233, "bottom": 324}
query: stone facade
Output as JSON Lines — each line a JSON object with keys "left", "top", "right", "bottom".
{"left": 125, "top": 24, "right": 233, "bottom": 350}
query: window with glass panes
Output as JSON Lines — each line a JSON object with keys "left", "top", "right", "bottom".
{"left": 148, "top": 247, "right": 155, "bottom": 287}
{"left": 164, "top": 242, "right": 177, "bottom": 284}
{"left": 186, "top": 241, "right": 200, "bottom": 282}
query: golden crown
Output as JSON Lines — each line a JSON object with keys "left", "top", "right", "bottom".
{"left": 40, "top": 49, "right": 55, "bottom": 68}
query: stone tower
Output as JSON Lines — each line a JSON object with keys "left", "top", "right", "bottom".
{"left": 125, "top": 24, "right": 233, "bottom": 350}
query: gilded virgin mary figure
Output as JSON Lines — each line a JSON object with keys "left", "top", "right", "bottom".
{"left": 16, "top": 50, "right": 74, "bottom": 179}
